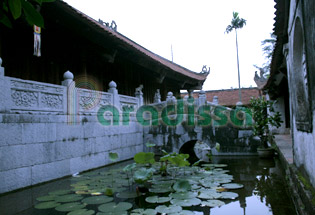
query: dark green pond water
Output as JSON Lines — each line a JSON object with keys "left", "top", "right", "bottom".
{"left": 0, "top": 156, "right": 296, "bottom": 215}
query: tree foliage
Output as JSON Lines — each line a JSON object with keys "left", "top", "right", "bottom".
{"left": 225, "top": 11, "right": 247, "bottom": 34}
{"left": 250, "top": 97, "right": 282, "bottom": 148}
{"left": 0, "top": 0, "right": 55, "bottom": 28}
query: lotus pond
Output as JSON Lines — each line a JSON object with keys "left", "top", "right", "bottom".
{"left": 0, "top": 156, "right": 296, "bottom": 215}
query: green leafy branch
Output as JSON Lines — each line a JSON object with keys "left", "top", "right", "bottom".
{"left": 1, "top": 0, "right": 55, "bottom": 28}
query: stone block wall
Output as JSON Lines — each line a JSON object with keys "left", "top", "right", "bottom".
{"left": 0, "top": 113, "right": 143, "bottom": 194}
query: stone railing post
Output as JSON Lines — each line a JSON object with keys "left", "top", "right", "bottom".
{"left": 108, "top": 81, "right": 120, "bottom": 109}
{"left": 198, "top": 90, "right": 207, "bottom": 106}
{"left": 0, "top": 58, "right": 11, "bottom": 113}
{"left": 62, "top": 71, "right": 75, "bottom": 115}
{"left": 213, "top": 96, "right": 219, "bottom": 105}
{"left": 135, "top": 85, "right": 144, "bottom": 107}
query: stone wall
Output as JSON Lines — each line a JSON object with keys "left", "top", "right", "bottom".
{"left": 284, "top": 0, "right": 315, "bottom": 187}
{"left": 0, "top": 62, "right": 144, "bottom": 194}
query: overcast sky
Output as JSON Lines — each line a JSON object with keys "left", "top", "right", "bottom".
{"left": 64, "top": 0, "right": 276, "bottom": 91}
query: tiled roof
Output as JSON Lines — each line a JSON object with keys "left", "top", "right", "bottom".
{"left": 182, "top": 88, "right": 261, "bottom": 106}
{"left": 55, "top": 1, "right": 208, "bottom": 82}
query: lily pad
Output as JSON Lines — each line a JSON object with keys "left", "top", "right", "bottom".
{"left": 170, "top": 197, "right": 201, "bottom": 207}
{"left": 222, "top": 183, "right": 244, "bottom": 189}
{"left": 155, "top": 205, "right": 182, "bottom": 214}
{"left": 169, "top": 192, "right": 197, "bottom": 199}
{"left": 34, "top": 201, "right": 61, "bottom": 209}
{"left": 55, "top": 202, "right": 86, "bottom": 212}
{"left": 55, "top": 194, "right": 84, "bottom": 203}
{"left": 96, "top": 212, "right": 127, "bottom": 215}
{"left": 116, "top": 190, "right": 139, "bottom": 199}
{"left": 149, "top": 187, "right": 173, "bottom": 193}
{"left": 145, "top": 196, "right": 172, "bottom": 203}
{"left": 49, "top": 189, "right": 71, "bottom": 196}
{"left": 82, "top": 196, "right": 113, "bottom": 205}
{"left": 198, "top": 190, "right": 222, "bottom": 199}
{"left": 169, "top": 210, "right": 196, "bottom": 215}
{"left": 131, "top": 208, "right": 157, "bottom": 215}
{"left": 201, "top": 199, "right": 225, "bottom": 207}
{"left": 36, "top": 195, "right": 56, "bottom": 202}
{"left": 173, "top": 180, "right": 191, "bottom": 192}
{"left": 220, "top": 191, "right": 239, "bottom": 199}
{"left": 98, "top": 202, "right": 133, "bottom": 213}
{"left": 67, "top": 209, "right": 95, "bottom": 215}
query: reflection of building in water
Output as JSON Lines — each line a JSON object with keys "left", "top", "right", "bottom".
{"left": 211, "top": 157, "right": 295, "bottom": 215}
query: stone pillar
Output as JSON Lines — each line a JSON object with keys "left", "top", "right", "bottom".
{"left": 108, "top": 81, "right": 120, "bottom": 109}
{"left": 166, "top": 91, "right": 176, "bottom": 104}
{"left": 198, "top": 90, "right": 207, "bottom": 106}
{"left": 135, "top": 85, "right": 144, "bottom": 107}
{"left": 0, "top": 58, "right": 10, "bottom": 113}
{"left": 213, "top": 96, "right": 219, "bottom": 105}
{"left": 62, "top": 71, "right": 75, "bottom": 115}
{"left": 153, "top": 89, "right": 161, "bottom": 103}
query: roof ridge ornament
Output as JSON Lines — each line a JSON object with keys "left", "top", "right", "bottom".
{"left": 98, "top": 19, "right": 117, "bottom": 31}
{"left": 201, "top": 65, "right": 210, "bottom": 74}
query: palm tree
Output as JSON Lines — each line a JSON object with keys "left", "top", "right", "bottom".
{"left": 226, "top": 12, "right": 247, "bottom": 105}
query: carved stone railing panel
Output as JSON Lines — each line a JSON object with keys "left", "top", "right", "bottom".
{"left": 76, "top": 88, "right": 113, "bottom": 114}
{"left": 9, "top": 77, "right": 66, "bottom": 113}
{"left": 119, "top": 95, "right": 139, "bottom": 111}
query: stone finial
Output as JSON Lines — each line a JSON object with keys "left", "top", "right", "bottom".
{"left": 154, "top": 89, "right": 161, "bottom": 103}
{"left": 166, "top": 91, "right": 176, "bottom": 104}
{"left": 135, "top": 84, "right": 143, "bottom": 95}
{"left": 198, "top": 90, "right": 207, "bottom": 105}
{"left": 63, "top": 70, "right": 74, "bottom": 80}
{"left": 236, "top": 101, "right": 243, "bottom": 106}
{"left": 0, "top": 57, "right": 2, "bottom": 67}
{"left": 213, "top": 96, "right": 219, "bottom": 104}
{"left": 109, "top": 80, "right": 117, "bottom": 89}
{"left": 62, "top": 71, "right": 74, "bottom": 86}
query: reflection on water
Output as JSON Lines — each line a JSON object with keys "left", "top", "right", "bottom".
{"left": 0, "top": 157, "right": 296, "bottom": 215}
{"left": 210, "top": 157, "right": 296, "bottom": 215}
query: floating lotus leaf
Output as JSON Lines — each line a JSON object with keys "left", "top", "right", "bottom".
{"left": 36, "top": 195, "right": 56, "bottom": 202}
{"left": 116, "top": 190, "right": 138, "bottom": 199}
{"left": 67, "top": 209, "right": 95, "bottom": 215}
{"left": 72, "top": 186, "right": 89, "bottom": 191}
{"left": 96, "top": 212, "right": 127, "bottom": 215}
{"left": 220, "top": 192, "right": 239, "bottom": 199}
{"left": 169, "top": 210, "right": 195, "bottom": 215}
{"left": 201, "top": 200, "right": 225, "bottom": 207}
{"left": 215, "top": 178, "right": 232, "bottom": 184}
{"left": 34, "top": 201, "right": 61, "bottom": 209}
{"left": 191, "top": 184, "right": 201, "bottom": 190}
{"left": 123, "top": 163, "right": 137, "bottom": 172}
{"left": 98, "top": 202, "right": 133, "bottom": 213}
{"left": 155, "top": 205, "right": 182, "bottom": 214}
{"left": 145, "top": 142, "right": 156, "bottom": 148}
{"left": 170, "top": 197, "right": 201, "bottom": 207}
{"left": 55, "top": 194, "right": 84, "bottom": 203}
{"left": 55, "top": 202, "right": 86, "bottom": 212}
{"left": 149, "top": 187, "right": 173, "bottom": 193}
{"left": 145, "top": 196, "right": 171, "bottom": 203}
{"left": 169, "top": 192, "right": 197, "bottom": 199}
{"left": 82, "top": 196, "right": 113, "bottom": 205}
{"left": 131, "top": 208, "right": 157, "bottom": 215}
{"left": 199, "top": 179, "right": 220, "bottom": 188}
{"left": 173, "top": 180, "right": 191, "bottom": 192}
{"left": 49, "top": 189, "right": 71, "bottom": 196}
{"left": 198, "top": 190, "right": 222, "bottom": 199}
{"left": 222, "top": 183, "right": 244, "bottom": 189}
{"left": 134, "top": 167, "right": 155, "bottom": 184}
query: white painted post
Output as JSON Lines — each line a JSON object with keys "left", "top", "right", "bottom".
{"left": 108, "top": 81, "right": 120, "bottom": 109}
{"left": 198, "top": 90, "right": 207, "bottom": 106}
{"left": 62, "top": 71, "right": 75, "bottom": 115}
{"left": 0, "top": 58, "right": 10, "bottom": 113}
